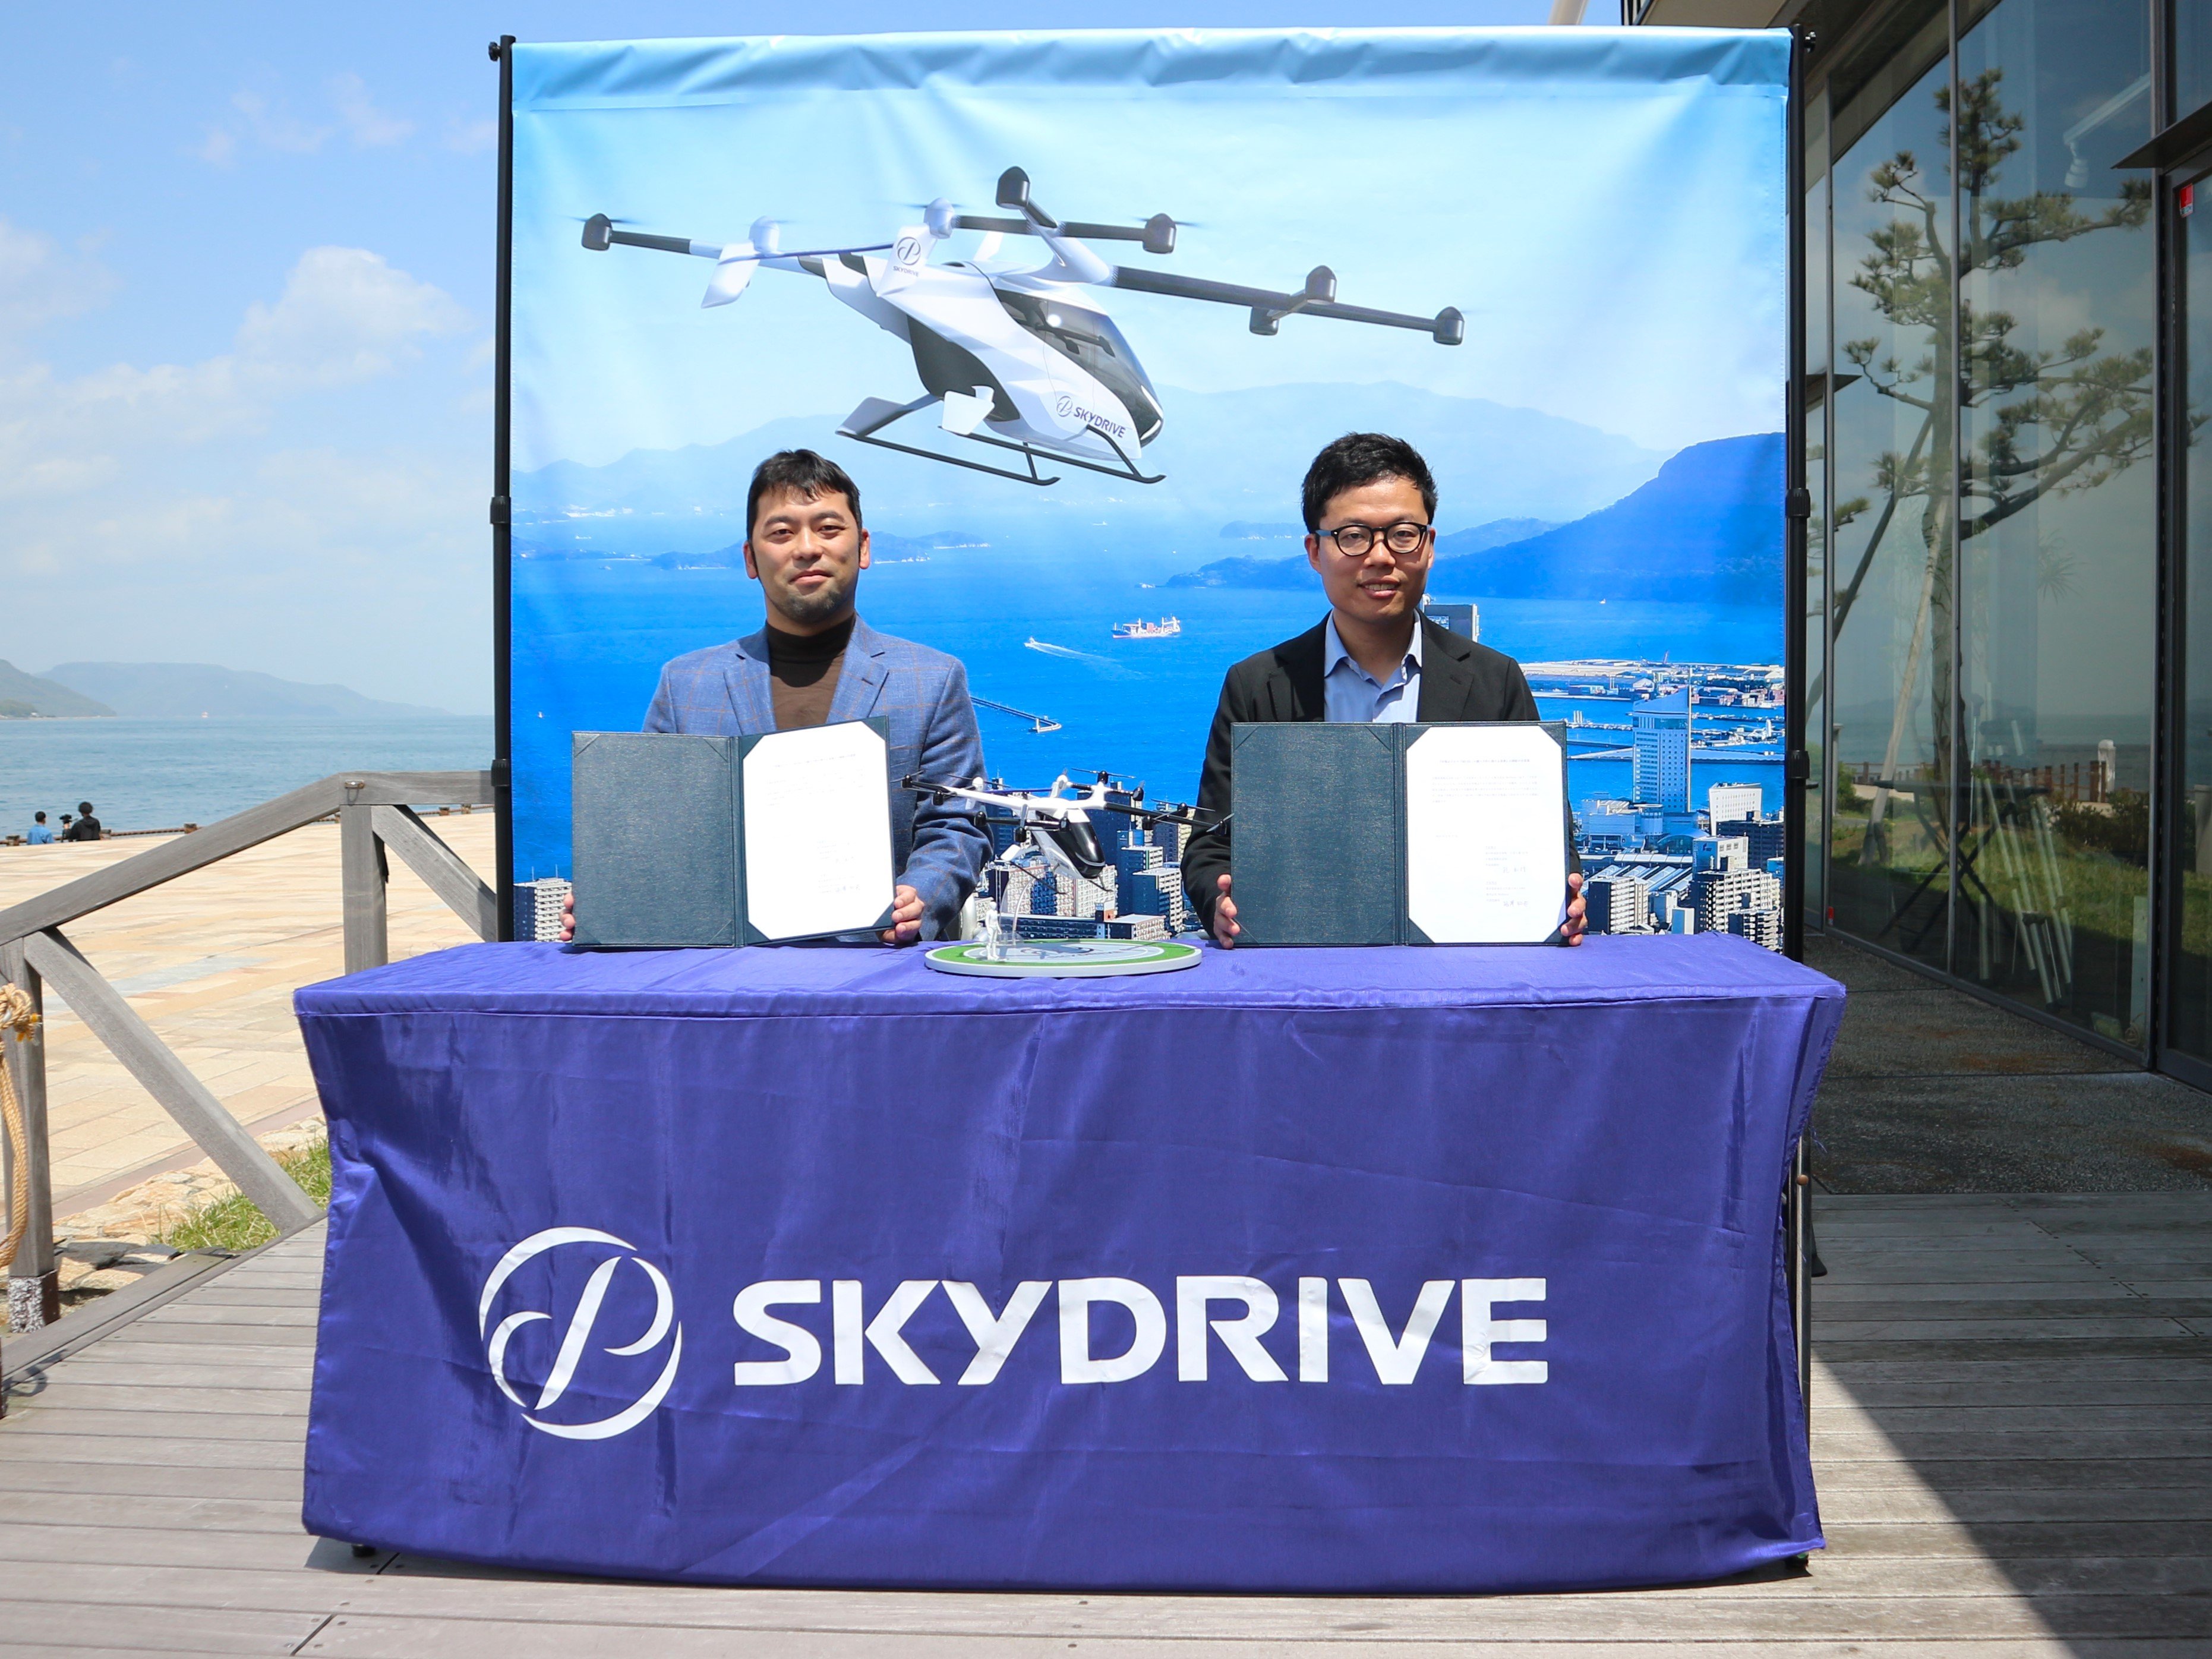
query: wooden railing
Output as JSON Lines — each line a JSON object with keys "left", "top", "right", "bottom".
{"left": 0, "top": 771, "right": 497, "bottom": 1332}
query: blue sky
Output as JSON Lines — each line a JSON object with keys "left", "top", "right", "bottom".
{"left": 5, "top": 2, "right": 1624, "bottom": 716}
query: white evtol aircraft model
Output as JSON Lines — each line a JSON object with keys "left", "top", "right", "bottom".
{"left": 903, "top": 769, "right": 1217, "bottom": 890}
{"left": 903, "top": 769, "right": 1219, "bottom": 955}
{"left": 581, "top": 168, "right": 1463, "bottom": 487}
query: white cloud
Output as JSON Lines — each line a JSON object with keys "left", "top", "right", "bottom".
{"left": 198, "top": 76, "right": 414, "bottom": 166}
{"left": 330, "top": 73, "right": 414, "bottom": 149}
{"left": 0, "top": 241, "right": 488, "bottom": 709}
{"left": 235, "top": 246, "right": 469, "bottom": 386}
{"left": 229, "top": 89, "right": 330, "bottom": 155}
{"left": 444, "top": 116, "right": 497, "bottom": 155}
{"left": 0, "top": 218, "right": 119, "bottom": 343}
{"left": 0, "top": 244, "right": 469, "bottom": 515}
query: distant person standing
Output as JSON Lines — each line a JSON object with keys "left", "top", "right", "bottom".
{"left": 26, "top": 812, "right": 54, "bottom": 844}
{"left": 65, "top": 802, "right": 102, "bottom": 841}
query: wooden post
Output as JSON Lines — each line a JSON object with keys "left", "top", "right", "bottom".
{"left": 0, "top": 937, "right": 59, "bottom": 1332}
{"left": 340, "top": 797, "right": 389, "bottom": 974}
{"left": 370, "top": 805, "right": 498, "bottom": 941}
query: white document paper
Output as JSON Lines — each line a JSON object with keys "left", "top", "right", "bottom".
{"left": 740, "top": 721, "right": 895, "bottom": 941}
{"left": 1403, "top": 724, "right": 1568, "bottom": 944}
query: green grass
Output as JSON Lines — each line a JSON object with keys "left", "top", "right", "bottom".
{"left": 159, "top": 1138, "right": 331, "bottom": 1253}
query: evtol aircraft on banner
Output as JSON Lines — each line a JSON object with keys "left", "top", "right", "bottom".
{"left": 580, "top": 167, "right": 1463, "bottom": 488}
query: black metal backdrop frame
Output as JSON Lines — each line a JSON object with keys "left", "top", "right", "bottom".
{"left": 491, "top": 34, "right": 517, "bottom": 942}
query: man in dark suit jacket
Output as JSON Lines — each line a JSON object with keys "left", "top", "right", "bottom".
{"left": 1182, "top": 433, "right": 1586, "bottom": 947}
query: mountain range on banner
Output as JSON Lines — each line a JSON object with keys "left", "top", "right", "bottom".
{"left": 1168, "top": 433, "right": 1784, "bottom": 605}
{"left": 518, "top": 383, "right": 1781, "bottom": 609}
{"left": 517, "top": 383, "right": 1667, "bottom": 551}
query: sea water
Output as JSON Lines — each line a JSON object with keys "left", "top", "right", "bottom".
{"left": 0, "top": 716, "right": 494, "bottom": 838}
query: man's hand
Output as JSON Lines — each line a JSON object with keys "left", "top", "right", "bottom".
{"left": 559, "top": 891, "right": 574, "bottom": 944}
{"left": 1210, "top": 873, "right": 1240, "bottom": 948}
{"left": 881, "top": 884, "right": 924, "bottom": 946}
{"left": 1561, "top": 872, "right": 1588, "bottom": 947}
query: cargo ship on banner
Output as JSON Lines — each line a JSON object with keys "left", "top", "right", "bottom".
{"left": 1112, "top": 616, "right": 1182, "bottom": 640}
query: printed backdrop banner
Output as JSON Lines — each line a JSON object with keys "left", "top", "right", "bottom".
{"left": 507, "top": 30, "right": 1791, "bottom": 911}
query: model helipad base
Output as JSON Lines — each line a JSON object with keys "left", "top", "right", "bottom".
{"left": 923, "top": 939, "right": 1204, "bottom": 978}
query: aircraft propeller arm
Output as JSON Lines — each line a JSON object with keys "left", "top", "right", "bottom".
{"left": 582, "top": 215, "right": 717, "bottom": 258}
{"left": 1109, "top": 265, "right": 1463, "bottom": 345}
{"left": 953, "top": 212, "right": 1178, "bottom": 256}
{"left": 581, "top": 213, "right": 889, "bottom": 267}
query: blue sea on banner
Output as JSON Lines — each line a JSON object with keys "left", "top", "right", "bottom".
{"left": 509, "top": 547, "right": 1779, "bottom": 879}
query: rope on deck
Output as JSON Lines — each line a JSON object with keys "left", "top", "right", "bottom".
{"left": 0, "top": 982, "right": 39, "bottom": 1274}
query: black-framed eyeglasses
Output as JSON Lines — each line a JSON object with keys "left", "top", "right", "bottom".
{"left": 1321, "top": 521, "right": 1432, "bottom": 559}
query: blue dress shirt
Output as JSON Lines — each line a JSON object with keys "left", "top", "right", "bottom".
{"left": 26, "top": 825, "right": 54, "bottom": 844}
{"left": 1321, "top": 616, "right": 1424, "bottom": 723}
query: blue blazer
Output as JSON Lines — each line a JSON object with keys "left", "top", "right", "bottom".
{"left": 643, "top": 619, "right": 990, "bottom": 941}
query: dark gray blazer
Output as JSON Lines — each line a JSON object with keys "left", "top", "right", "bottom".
{"left": 1180, "top": 616, "right": 1551, "bottom": 931}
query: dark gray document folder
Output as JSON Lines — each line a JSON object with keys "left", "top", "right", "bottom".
{"left": 1230, "top": 724, "right": 1400, "bottom": 945}
{"left": 1230, "top": 721, "right": 1570, "bottom": 947}
{"left": 570, "top": 721, "right": 894, "bottom": 948}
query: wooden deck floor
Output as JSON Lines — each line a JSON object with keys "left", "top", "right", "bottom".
{"left": 2, "top": 1191, "right": 2207, "bottom": 1656}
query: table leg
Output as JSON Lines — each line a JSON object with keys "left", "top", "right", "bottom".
{"left": 1787, "top": 1137, "right": 1810, "bottom": 1434}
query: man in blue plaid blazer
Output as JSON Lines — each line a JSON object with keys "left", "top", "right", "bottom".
{"left": 645, "top": 617, "right": 986, "bottom": 941}
{"left": 641, "top": 450, "right": 989, "bottom": 944}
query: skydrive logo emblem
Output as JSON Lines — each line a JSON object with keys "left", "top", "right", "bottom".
{"left": 1049, "top": 393, "right": 1129, "bottom": 441}
{"left": 478, "top": 1228, "right": 683, "bottom": 1440}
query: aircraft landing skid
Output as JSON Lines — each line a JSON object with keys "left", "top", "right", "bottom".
{"left": 836, "top": 397, "right": 1164, "bottom": 487}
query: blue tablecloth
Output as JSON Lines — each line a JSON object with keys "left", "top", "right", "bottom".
{"left": 295, "top": 933, "right": 1841, "bottom": 1593}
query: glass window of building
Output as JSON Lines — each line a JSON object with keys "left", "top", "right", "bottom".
{"left": 1953, "top": 0, "right": 2155, "bottom": 1045}
{"left": 1826, "top": 16, "right": 1956, "bottom": 969}
{"left": 2178, "top": 0, "right": 2212, "bottom": 121}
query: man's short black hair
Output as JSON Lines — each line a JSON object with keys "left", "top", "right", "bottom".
{"left": 33, "top": 812, "right": 45, "bottom": 822}
{"left": 78, "top": 801, "right": 93, "bottom": 815}
{"left": 1301, "top": 433, "right": 1438, "bottom": 532}
{"left": 747, "top": 449, "right": 863, "bottom": 536}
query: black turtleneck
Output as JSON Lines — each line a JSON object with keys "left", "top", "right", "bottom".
{"left": 765, "top": 613, "right": 856, "bottom": 730}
